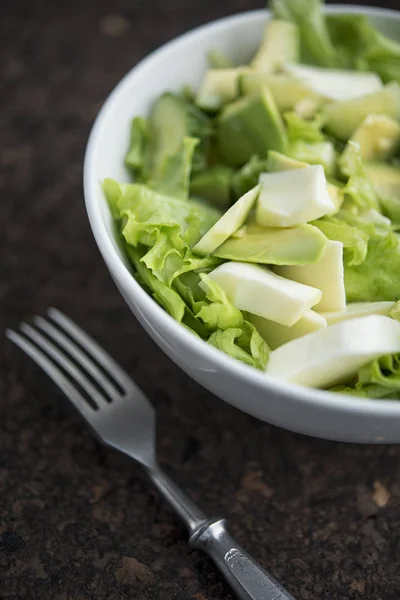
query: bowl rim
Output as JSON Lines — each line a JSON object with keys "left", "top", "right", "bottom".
{"left": 84, "top": 4, "right": 400, "bottom": 419}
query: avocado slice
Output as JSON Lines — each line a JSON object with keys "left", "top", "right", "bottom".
{"left": 147, "top": 93, "right": 211, "bottom": 175}
{"left": 212, "top": 222, "right": 327, "bottom": 265}
{"left": 366, "top": 162, "right": 400, "bottom": 200}
{"left": 196, "top": 68, "right": 248, "bottom": 112}
{"left": 323, "top": 82, "right": 400, "bottom": 141}
{"left": 350, "top": 115, "right": 400, "bottom": 162}
{"left": 266, "top": 150, "right": 308, "bottom": 171}
{"left": 216, "top": 89, "right": 287, "bottom": 167}
{"left": 192, "top": 185, "right": 259, "bottom": 256}
{"left": 190, "top": 165, "right": 233, "bottom": 209}
{"left": 239, "top": 73, "right": 323, "bottom": 114}
{"left": 366, "top": 163, "right": 400, "bottom": 222}
{"left": 251, "top": 19, "right": 300, "bottom": 72}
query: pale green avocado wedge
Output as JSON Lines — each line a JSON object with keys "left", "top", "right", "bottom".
{"left": 366, "top": 162, "right": 400, "bottom": 221}
{"left": 192, "top": 185, "right": 260, "bottom": 256}
{"left": 239, "top": 73, "right": 322, "bottom": 114}
{"left": 350, "top": 115, "right": 400, "bottom": 162}
{"left": 266, "top": 150, "right": 308, "bottom": 171}
{"left": 323, "top": 82, "right": 400, "bottom": 140}
{"left": 213, "top": 222, "right": 328, "bottom": 265}
{"left": 251, "top": 19, "right": 300, "bottom": 72}
{"left": 216, "top": 88, "right": 287, "bottom": 166}
{"left": 195, "top": 68, "right": 248, "bottom": 112}
{"left": 366, "top": 162, "right": 400, "bottom": 201}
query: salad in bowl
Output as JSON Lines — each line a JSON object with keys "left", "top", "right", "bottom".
{"left": 102, "top": 0, "right": 400, "bottom": 400}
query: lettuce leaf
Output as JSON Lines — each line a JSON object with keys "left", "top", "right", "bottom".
{"left": 284, "top": 111, "right": 326, "bottom": 143}
{"left": 325, "top": 14, "right": 375, "bottom": 69}
{"left": 358, "top": 354, "right": 400, "bottom": 391}
{"left": 104, "top": 178, "right": 269, "bottom": 368}
{"left": 184, "top": 100, "right": 214, "bottom": 174}
{"left": 126, "top": 245, "right": 186, "bottom": 322}
{"left": 332, "top": 355, "right": 400, "bottom": 399}
{"left": 339, "top": 142, "right": 380, "bottom": 211}
{"left": 311, "top": 217, "right": 368, "bottom": 266}
{"left": 196, "top": 274, "right": 244, "bottom": 330}
{"left": 344, "top": 230, "right": 400, "bottom": 302}
{"left": 111, "top": 181, "right": 220, "bottom": 249}
{"left": 207, "top": 321, "right": 270, "bottom": 370}
{"left": 149, "top": 137, "right": 199, "bottom": 200}
{"left": 336, "top": 207, "right": 392, "bottom": 239}
{"left": 272, "top": 0, "right": 400, "bottom": 79}
{"left": 125, "top": 117, "right": 149, "bottom": 180}
{"left": 140, "top": 232, "right": 219, "bottom": 286}
{"left": 271, "top": 0, "right": 340, "bottom": 67}
{"left": 174, "top": 272, "right": 243, "bottom": 331}
{"left": 231, "top": 155, "right": 269, "bottom": 199}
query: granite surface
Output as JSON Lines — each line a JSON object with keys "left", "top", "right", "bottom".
{"left": 2, "top": 1, "right": 400, "bottom": 598}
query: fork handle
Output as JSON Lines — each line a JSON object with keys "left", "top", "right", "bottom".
{"left": 147, "top": 466, "right": 294, "bottom": 600}
{"left": 190, "top": 519, "right": 295, "bottom": 600}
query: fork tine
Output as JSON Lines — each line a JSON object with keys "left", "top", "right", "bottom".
{"left": 20, "top": 323, "right": 109, "bottom": 408}
{"left": 34, "top": 316, "right": 119, "bottom": 400}
{"left": 6, "top": 329, "right": 96, "bottom": 420}
{"left": 48, "top": 307, "right": 133, "bottom": 391}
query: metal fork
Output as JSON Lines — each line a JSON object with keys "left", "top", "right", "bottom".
{"left": 6, "top": 308, "right": 295, "bottom": 600}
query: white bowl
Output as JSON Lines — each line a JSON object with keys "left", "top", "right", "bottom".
{"left": 84, "top": 5, "right": 400, "bottom": 443}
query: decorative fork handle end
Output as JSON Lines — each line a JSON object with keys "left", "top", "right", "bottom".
{"left": 190, "top": 519, "right": 295, "bottom": 600}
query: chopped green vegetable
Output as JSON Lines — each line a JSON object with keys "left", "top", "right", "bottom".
{"left": 271, "top": 0, "right": 340, "bottom": 67}
{"left": 207, "top": 322, "right": 270, "bottom": 370}
{"left": 149, "top": 137, "right": 199, "bottom": 200}
{"left": 323, "top": 83, "right": 400, "bottom": 140}
{"left": 231, "top": 155, "right": 269, "bottom": 199}
{"left": 104, "top": 0, "right": 400, "bottom": 388}
{"left": 345, "top": 231, "right": 400, "bottom": 302}
{"left": 126, "top": 245, "right": 186, "bottom": 323}
{"left": 192, "top": 185, "right": 259, "bottom": 256}
{"left": 266, "top": 150, "right": 308, "bottom": 172}
{"left": 288, "top": 140, "right": 336, "bottom": 174}
{"left": 196, "top": 68, "right": 245, "bottom": 112}
{"left": 147, "top": 92, "right": 213, "bottom": 176}
{"left": 216, "top": 89, "right": 287, "bottom": 166}
{"left": 284, "top": 111, "right": 325, "bottom": 143}
{"left": 251, "top": 19, "right": 300, "bottom": 72}
{"left": 190, "top": 165, "right": 233, "bottom": 208}
{"left": 240, "top": 73, "right": 323, "bottom": 114}
{"left": 125, "top": 117, "right": 149, "bottom": 180}
{"left": 213, "top": 222, "right": 328, "bottom": 265}
{"left": 339, "top": 142, "right": 380, "bottom": 211}
{"left": 207, "top": 49, "right": 234, "bottom": 69}
{"left": 312, "top": 217, "right": 368, "bottom": 267}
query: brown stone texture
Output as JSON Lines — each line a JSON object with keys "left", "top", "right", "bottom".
{"left": 1, "top": 1, "right": 400, "bottom": 598}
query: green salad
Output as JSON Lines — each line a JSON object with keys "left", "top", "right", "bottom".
{"left": 104, "top": 0, "right": 400, "bottom": 398}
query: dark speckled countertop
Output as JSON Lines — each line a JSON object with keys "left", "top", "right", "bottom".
{"left": 2, "top": 1, "right": 400, "bottom": 599}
